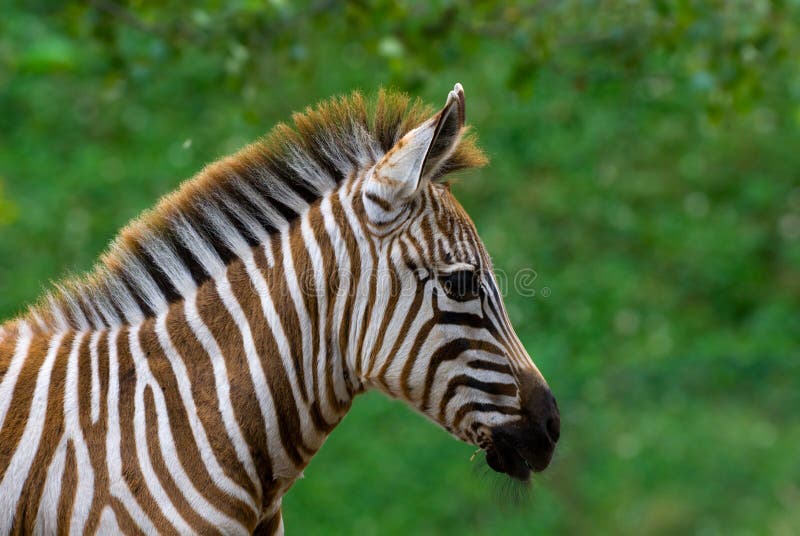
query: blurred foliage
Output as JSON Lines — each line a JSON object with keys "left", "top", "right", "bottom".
{"left": 1, "top": 1, "right": 799, "bottom": 534}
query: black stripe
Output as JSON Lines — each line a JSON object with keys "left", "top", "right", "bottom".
{"left": 248, "top": 179, "right": 300, "bottom": 221}
{"left": 163, "top": 227, "right": 211, "bottom": 285}
{"left": 214, "top": 199, "right": 261, "bottom": 247}
{"left": 438, "top": 374, "right": 517, "bottom": 420}
{"left": 420, "top": 338, "right": 504, "bottom": 410}
{"left": 221, "top": 181, "right": 280, "bottom": 235}
{"left": 453, "top": 402, "right": 519, "bottom": 429}
{"left": 135, "top": 240, "right": 182, "bottom": 303}
{"left": 119, "top": 273, "right": 154, "bottom": 318}
{"left": 186, "top": 210, "right": 237, "bottom": 265}
{"left": 467, "top": 359, "right": 513, "bottom": 376}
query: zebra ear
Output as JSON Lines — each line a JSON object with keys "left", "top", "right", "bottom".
{"left": 421, "top": 82, "right": 466, "bottom": 179}
{"left": 363, "top": 83, "right": 465, "bottom": 223}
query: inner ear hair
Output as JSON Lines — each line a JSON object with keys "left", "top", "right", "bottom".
{"left": 421, "top": 87, "right": 465, "bottom": 179}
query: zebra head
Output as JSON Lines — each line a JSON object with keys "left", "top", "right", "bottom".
{"left": 359, "top": 84, "right": 560, "bottom": 481}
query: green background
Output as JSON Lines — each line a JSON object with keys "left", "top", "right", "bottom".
{"left": 1, "top": 2, "right": 798, "bottom": 534}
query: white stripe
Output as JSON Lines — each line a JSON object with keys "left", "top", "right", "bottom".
{"left": 61, "top": 292, "right": 90, "bottom": 331}
{"left": 250, "top": 169, "right": 307, "bottom": 214}
{"left": 218, "top": 263, "right": 302, "bottom": 476}
{"left": 320, "top": 197, "right": 357, "bottom": 388}
{"left": 0, "top": 331, "right": 66, "bottom": 530}
{"left": 144, "top": 327, "right": 249, "bottom": 534}
{"left": 184, "top": 295, "right": 260, "bottom": 492}
{"left": 279, "top": 232, "right": 322, "bottom": 420}
{"left": 229, "top": 177, "right": 288, "bottom": 234}
{"left": 140, "top": 234, "right": 198, "bottom": 296}
{"left": 262, "top": 237, "right": 276, "bottom": 268}
{"left": 120, "top": 253, "right": 169, "bottom": 313}
{"left": 376, "top": 292, "right": 435, "bottom": 393}
{"left": 128, "top": 324, "right": 196, "bottom": 535}
{"left": 366, "top": 252, "right": 407, "bottom": 379}
{"left": 64, "top": 331, "right": 95, "bottom": 533}
{"left": 197, "top": 201, "right": 251, "bottom": 258}
{"left": 31, "top": 311, "right": 48, "bottom": 331}
{"left": 104, "top": 274, "right": 145, "bottom": 325}
{"left": 154, "top": 313, "right": 258, "bottom": 515}
{"left": 48, "top": 296, "right": 69, "bottom": 331}
{"left": 96, "top": 505, "right": 121, "bottom": 533}
{"left": 299, "top": 212, "right": 331, "bottom": 409}
{"left": 217, "top": 191, "right": 270, "bottom": 243}
{"left": 357, "top": 253, "right": 392, "bottom": 373}
{"left": 173, "top": 215, "right": 226, "bottom": 276}
{"left": 33, "top": 438, "right": 68, "bottom": 534}
{"left": 284, "top": 143, "right": 336, "bottom": 194}
{"left": 105, "top": 327, "right": 159, "bottom": 534}
{"left": 276, "top": 512, "right": 285, "bottom": 536}
{"left": 89, "top": 330, "right": 103, "bottom": 424}
{"left": 242, "top": 250, "right": 315, "bottom": 427}
{"left": 83, "top": 292, "right": 104, "bottom": 328}
{"left": 0, "top": 321, "right": 33, "bottom": 430}
{"left": 304, "top": 204, "right": 351, "bottom": 405}
{"left": 338, "top": 190, "right": 378, "bottom": 380}
{"left": 449, "top": 406, "right": 518, "bottom": 429}
{"left": 90, "top": 283, "right": 122, "bottom": 327}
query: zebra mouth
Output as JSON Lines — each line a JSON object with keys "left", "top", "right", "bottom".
{"left": 485, "top": 423, "right": 555, "bottom": 481}
{"left": 485, "top": 444, "right": 532, "bottom": 482}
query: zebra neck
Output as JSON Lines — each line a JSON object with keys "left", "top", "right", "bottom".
{"left": 197, "top": 188, "right": 373, "bottom": 478}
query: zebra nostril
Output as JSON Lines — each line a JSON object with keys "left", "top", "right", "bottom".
{"left": 546, "top": 416, "right": 560, "bottom": 443}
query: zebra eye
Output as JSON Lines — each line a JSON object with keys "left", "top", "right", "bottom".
{"left": 440, "top": 269, "right": 481, "bottom": 301}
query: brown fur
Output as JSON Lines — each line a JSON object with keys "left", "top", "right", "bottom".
{"left": 8, "top": 333, "right": 72, "bottom": 534}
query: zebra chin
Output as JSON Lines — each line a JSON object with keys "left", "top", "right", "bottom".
{"left": 484, "top": 420, "right": 558, "bottom": 482}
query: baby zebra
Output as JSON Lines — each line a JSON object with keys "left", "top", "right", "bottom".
{"left": 0, "top": 84, "right": 560, "bottom": 535}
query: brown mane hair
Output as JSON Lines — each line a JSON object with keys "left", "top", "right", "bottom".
{"left": 23, "top": 89, "right": 487, "bottom": 332}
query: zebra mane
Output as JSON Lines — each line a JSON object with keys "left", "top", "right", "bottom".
{"left": 26, "top": 89, "right": 487, "bottom": 332}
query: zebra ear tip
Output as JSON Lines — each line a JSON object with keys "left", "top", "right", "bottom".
{"left": 447, "top": 82, "right": 466, "bottom": 125}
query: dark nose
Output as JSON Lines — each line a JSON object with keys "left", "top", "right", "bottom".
{"left": 522, "top": 379, "right": 560, "bottom": 445}
{"left": 488, "top": 378, "right": 560, "bottom": 477}
{"left": 543, "top": 393, "right": 560, "bottom": 443}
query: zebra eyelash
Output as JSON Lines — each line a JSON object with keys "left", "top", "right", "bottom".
{"left": 435, "top": 262, "right": 477, "bottom": 275}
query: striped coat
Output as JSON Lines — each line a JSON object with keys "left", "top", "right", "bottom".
{"left": 0, "top": 84, "right": 559, "bottom": 534}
